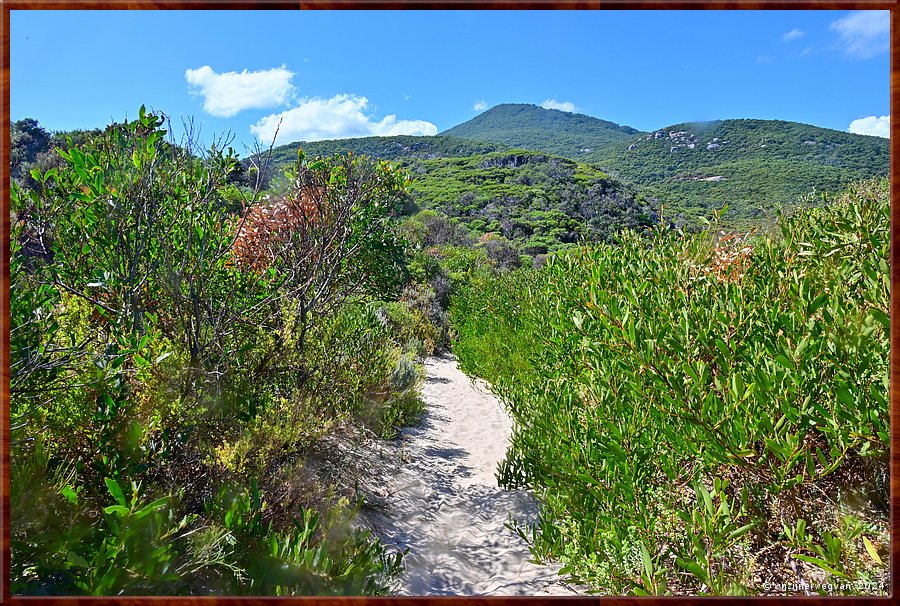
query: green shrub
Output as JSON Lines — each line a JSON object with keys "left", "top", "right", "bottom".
{"left": 10, "top": 108, "right": 416, "bottom": 595}
{"left": 380, "top": 353, "right": 426, "bottom": 438}
{"left": 452, "top": 179, "right": 889, "bottom": 595}
{"left": 201, "top": 482, "right": 403, "bottom": 595}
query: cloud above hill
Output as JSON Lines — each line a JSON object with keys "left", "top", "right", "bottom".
{"left": 541, "top": 99, "right": 576, "bottom": 113}
{"left": 185, "top": 65, "right": 296, "bottom": 118}
{"left": 848, "top": 115, "right": 889, "bottom": 138}
{"left": 250, "top": 94, "right": 438, "bottom": 145}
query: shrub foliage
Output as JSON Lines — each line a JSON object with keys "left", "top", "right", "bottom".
{"left": 10, "top": 108, "right": 416, "bottom": 595}
{"left": 451, "top": 179, "right": 889, "bottom": 595}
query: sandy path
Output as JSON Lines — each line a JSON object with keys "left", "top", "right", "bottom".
{"left": 361, "top": 354, "right": 579, "bottom": 596}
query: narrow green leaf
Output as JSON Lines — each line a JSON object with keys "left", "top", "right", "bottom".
{"left": 698, "top": 484, "right": 714, "bottom": 516}
{"left": 731, "top": 372, "right": 745, "bottom": 400}
{"left": 807, "top": 293, "right": 828, "bottom": 315}
{"left": 66, "top": 551, "right": 90, "bottom": 568}
{"left": 641, "top": 542, "right": 654, "bottom": 580}
{"left": 676, "top": 557, "right": 710, "bottom": 584}
{"left": 103, "top": 505, "right": 130, "bottom": 517}
{"left": 793, "top": 554, "right": 848, "bottom": 579}
{"left": 862, "top": 536, "right": 882, "bottom": 565}
{"left": 683, "top": 363, "right": 700, "bottom": 385}
{"left": 727, "top": 522, "right": 756, "bottom": 541}
{"left": 774, "top": 354, "right": 793, "bottom": 370}
{"left": 869, "top": 308, "right": 889, "bottom": 332}
{"left": 132, "top": 497, "right": 168, "bottom": 521}
{"left": 714, "top": 339, "right": 730, "bottom": 360}
{"left": 105, "top": 477, "right": 126, "bottom": 507}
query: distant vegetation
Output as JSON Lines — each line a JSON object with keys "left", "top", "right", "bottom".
{"left": 401, "top": 150, "right": 654, "bottom": 255}
{"left": 441, "top": 103, "right": 639, "bottom": 157}
{"left": 594, "top": 119, "right": 890, "bottom": 221}
{"left": 255, "top": 143, "right": 657, "bottom": 263}
{"left": 251, "top": 135, "right": 508, "bottom": 181}
{"left": 256, "top": 105, "right": 888, "bottom": 243}
{"left": 441, "top": 106, "right": 889, "bottom": 222}
{"left": 451, "top": 179, "right": 890, "bottom": 595}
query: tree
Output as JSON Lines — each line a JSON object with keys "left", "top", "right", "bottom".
{"left": 10, "top": 118, "right": 51, "bottom": 182}
{"left": 230, "top": 150, "right": 411, "bottom": 363}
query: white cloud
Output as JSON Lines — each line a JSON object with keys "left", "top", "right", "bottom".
{"left": 848, "top": 115, "right": 890, "bottom": 138}
{"left": 830, "top": 11, "right": 889, "bottom": 59}
{"left": 473, "top": 100, "right": 488, "bottom": 111}
{"left": 782, "top": 28, "right": 805, "bottom": 42}
{"left": 541, "top": 99, "right": 576, "bottom": 113}
{"left": 185, "top": 65, "right": 295, "bottom": 118}
{"left": 250, "top": 94, "right": 438, "bottom": 145}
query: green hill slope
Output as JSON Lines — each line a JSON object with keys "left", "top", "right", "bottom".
{"left": 251, "top": 134, "right": 508, "bottom": 171}
{"left": 402, "top": 149, "right": 653, "bottom": 254}
{"left": 439, "top": 107, "right": 889, "bottom": 222}
{"left": 246, "top": 109, "right": 889, "bottom": 233}
{"left": 253, "top": 136, "right": 655, "bottom": 254}
{"left": 441, "top": 103, "right": 641, "bottom": 158}
{"left": 594, "top": 119, "right": 890, "bottom": 220}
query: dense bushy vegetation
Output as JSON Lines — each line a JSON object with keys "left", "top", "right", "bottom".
{"left": 441, "top": 108, "right": 888, "bottom": 223}
{"left": 402, "top": 150, "right": 655, "bottom": 254}
{"left": 595, "top": 120, "right": 890, "bottom": 221}
{"left": 10, "top": 109, "right": 434, "bottom": 595}
{"left": 451, "top": 179, "right": 889, "bottom": 595}
{"left": 249, "top": 135, "right": 508, "bottom": 190}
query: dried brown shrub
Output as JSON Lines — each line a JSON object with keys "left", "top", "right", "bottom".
{"left": 704, "top": 231, "right": 754, "bottom": 283}
{"left": 231, "top": 187, "right": 326, "bottom": 272}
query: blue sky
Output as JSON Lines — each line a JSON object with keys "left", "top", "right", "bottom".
{"left": 10, "top": 10, "right": 889, "bottom": 155}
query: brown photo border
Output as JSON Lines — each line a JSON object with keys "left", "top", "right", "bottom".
{"left": 0, "top": 1, "right": 897, "bottom": 603}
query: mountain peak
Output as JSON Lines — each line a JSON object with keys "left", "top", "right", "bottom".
{"left": 441, "top": 103, "right": 641, "bottom": 157}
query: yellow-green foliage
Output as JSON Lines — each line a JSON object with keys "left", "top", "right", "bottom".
{"left": 212, "top": 395, "right": 332, "bottom": 476}
{"left": 452, "top": 179, "right": 889, "bottom": 595}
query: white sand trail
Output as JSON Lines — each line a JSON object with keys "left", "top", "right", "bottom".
{"left": 361, "top": 354, "right": 580, "bottom": 596}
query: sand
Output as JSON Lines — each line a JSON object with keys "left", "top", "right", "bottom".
{"left": 360, "top": 354, "right": 581, "bottom": 596}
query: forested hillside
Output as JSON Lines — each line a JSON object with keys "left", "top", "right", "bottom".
{"left": 594, "top": 119, "right": 890, "bottom": 220}
{"left": 250, "top": 106, "right": 888, "bottom": 234}
{"left": 402, "top": 150, "right": 654, "bottom": 254}
{"left": 441, "top": 103, "right": 640, "bottom": 159}
{"left": 440, "top": 107, "right": 889, "bottom": 221}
